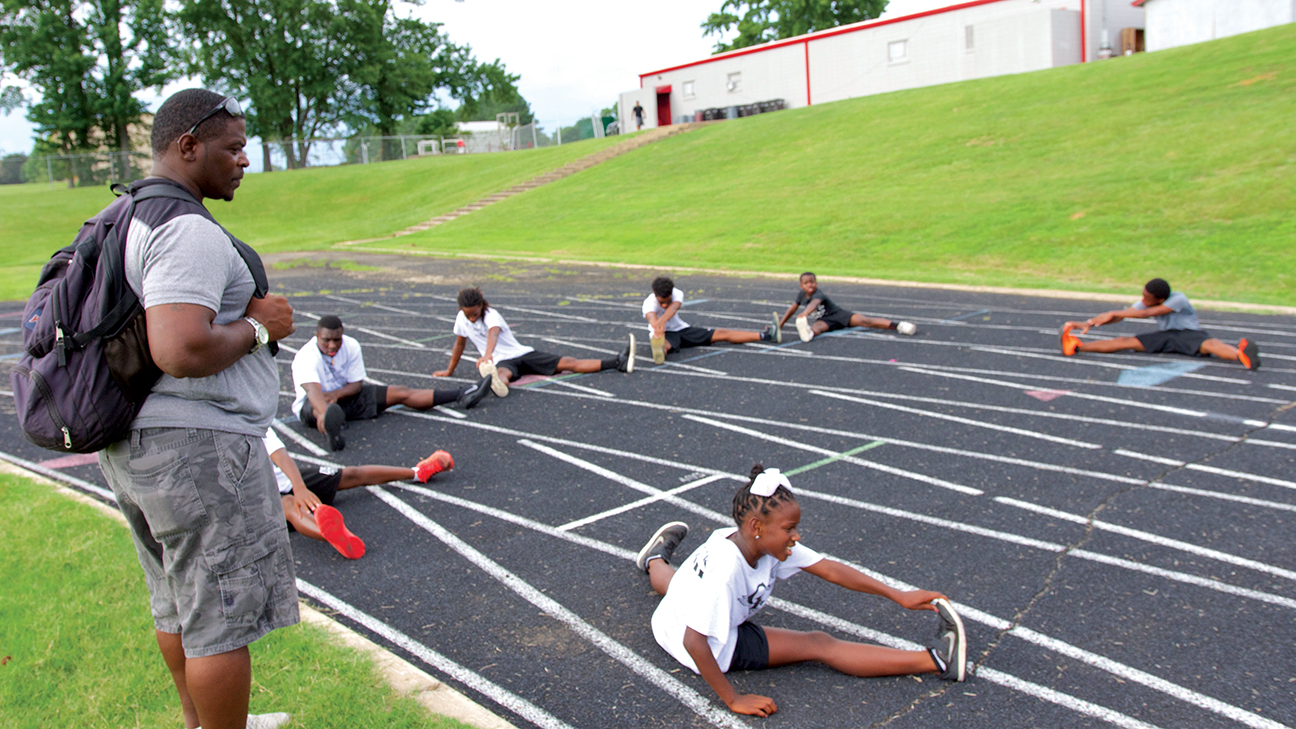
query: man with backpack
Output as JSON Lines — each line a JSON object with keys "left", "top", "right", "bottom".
{"left": 93, "top": 89, "right": 297, "bottom": 729}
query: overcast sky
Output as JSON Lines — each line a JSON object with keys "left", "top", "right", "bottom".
{"left": 0, "top": 0, "right": 945, "bottom": 156}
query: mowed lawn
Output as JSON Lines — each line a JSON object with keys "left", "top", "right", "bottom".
{"left": 0, "top": 134, "right": 626, "bottom": 301}
{"left": 0, "top": 472, "right": 471, "bottom": 729}
{"left": 386, "top": 24, "right": 1296, "bottom": 306}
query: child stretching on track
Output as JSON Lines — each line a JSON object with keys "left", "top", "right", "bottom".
{"left": 264, "top": 428, "right": 453, "bottom": 559}
{"left": 635, "top": 465, "right": 966, "bottom": 717}
{"left": 1059, "top": 277, "right": 1260, "bottom": 370}
{"left": 433, "top": 287, "right": 634, "bottom": 399}
{"left": 777, "top": 272, "right": 917, "bottom": 343}
{"left": 644, "top": 276, "right": 779, "bottom": 364}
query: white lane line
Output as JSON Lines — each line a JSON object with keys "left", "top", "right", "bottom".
{"left": 392, "top": 483, "right": 1242, "bottom": 729}
{"left": 517, "top": 440, "right": 730, "bottom": 523}
{"left": 967, "top": 345, "right": 1252, "bottom": 384}
{"left": 366, "top": 367, "right": 474, "bottom": 384}
{"left": 296, "top": 579, "right": 575, "bottom": 729}
{"left": 1248, "top": 439, "right": 1296, "bottom": 450}
{"left": 1148, "top": 483, "right": 1296, "bottom": 513}
{"left": 497, "top": 303, "right": 600, "bottom": 323}
{"left": 682, "top": 414, "right": 985, "bottom": 496}
{"left": 543, "top": 379, "right": 615, "bottom": 398}
{"left": 900, "top": 367, "right": 1214, "bottom": 417}
{"left": 369, "top": 487, "right": 750, "bottom": 729}
{"left": 995, "top": 497, "right": 1296, "bottom": 582}
{"left": 1268, "top": 383, "right": 1296, "bottom": 392}
{"left": 271, "top": 420, "right": 329, "bottom": 456}
{"left": 298, "top": 308, "right": 428, "bottom": 348}
{"left": 1116, "top": 449, "right": 1296, "bottom": 491}
{"left": 557, "top": 474, "right": 733, "bottom": 531}
{"left": 0, "top": 450, "right": 117, "bottom": 502}
{"left": 1257, "top": 422, "right": 1296, "bottom": 433}
{"left": 322, "top": 294, "right": 453, "bottom": 320}
{"left": 811, "top": 390, "right": 1103, "bottom": 450}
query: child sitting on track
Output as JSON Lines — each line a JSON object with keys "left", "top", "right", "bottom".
{"left": 1059, "top": 277, "right": 1259, "bottom": 369}
{"left": 264, "top": 428, "right": 453, "bottom": 559}
{"left": 635, "top": 465, "right": 966, "bottom": 717}
{"left": 777, "top": 272, "right": 917, "bottom": 342}
{"left": 644, "top": 276, "right": 779, "bottom": 364}
{"left": 434, "top": 287, "right": 634, "bottom": 399}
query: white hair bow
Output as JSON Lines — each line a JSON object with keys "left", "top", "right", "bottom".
{"left": 750, "top": 468, "right": 791, "bottom": 497}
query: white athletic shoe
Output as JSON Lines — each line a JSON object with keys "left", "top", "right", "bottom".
{"left": 928, "top": 598, "right": 967, "bottom": 682}
{"left": 796, "top": 316, "right": 813, "bottom": 342}
{"left": 650, "top": 335, "right": 666, "bottom": 365}
{"left": 479, "top": 361, "right": 508, "bottom": 397}
{"left": 245, "top": 713, "right": 292, "bottom": 729}
{"left": 897, "top": 321, "right": 917, "bottom": 336}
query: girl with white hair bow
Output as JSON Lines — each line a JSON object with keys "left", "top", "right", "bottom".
{"left": 634, "top": 464, "right": 968, "bottom": 718}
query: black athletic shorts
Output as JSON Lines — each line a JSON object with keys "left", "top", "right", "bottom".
{"left": 284, "top": 464, "right": 342, "bottom": 532}
{"left": 1136, "top": 329, "right": 1211, "bottom": 356}
{"left": 727, "top": 621, "right": 770, "bottom": 672}
{"left": 299, "top": 383, "right": 388, "bottom": 427}
{"left": 665, "top": 326, "right": 714, "bottom": 351}
{"left": 497, "top": 351, "right": 564, "bottom": 378}
{"left": 818, "top": 309, "right": 855, "bottom": 332}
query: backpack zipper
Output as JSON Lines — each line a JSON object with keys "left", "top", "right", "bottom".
{"left": 14, "top": 365, "right": 73, "bottom": 449}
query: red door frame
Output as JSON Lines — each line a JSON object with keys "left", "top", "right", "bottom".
{"left": 655, "top": 85, "right": 672, "bottom": 126}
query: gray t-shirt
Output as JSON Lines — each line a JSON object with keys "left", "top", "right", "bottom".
{"left": 125, "top": 213, "right": 279, "bottom": 436}
{"left": 1133, "top": 291, "right": 1200, "bottom": 331}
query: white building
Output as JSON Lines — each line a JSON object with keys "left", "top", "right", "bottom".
{"left": 620, "top": 0, "right": 1144, "bottom": 131}
{"left": 1133, "top": 0, "right": 1294, "bottom": 52}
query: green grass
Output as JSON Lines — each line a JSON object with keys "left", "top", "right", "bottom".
{"left": 0, "top": 473, "right": 472, "bottom": 729}
{"left": 379, "top": 24, "right": 1296, "bottom": 306}
{"left": 0, "top": 135, "right": 626, "bottom": 301}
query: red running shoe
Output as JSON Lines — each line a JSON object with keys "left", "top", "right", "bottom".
{"left": 314, "top": 505, "right": 365, "bottom": 559}
{"left": 415, "top": 450, "right": 455, "bottom": 482}
{"left": 1059, "top": 325, "right": 1081, "bottom": 356}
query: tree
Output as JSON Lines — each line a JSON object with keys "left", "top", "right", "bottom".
{"left": 0, "top": 151, "right": 26, "bottom": 183}
{"left": 454, "top": 59, "right": 532, "bottom": 125}
{"left": 702, "top": 0, "right": 888, "bottom": 53}
{"left": 0, "top": 0, "right": 179, "bottom": 169}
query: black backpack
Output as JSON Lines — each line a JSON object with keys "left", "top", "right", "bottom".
{"left": 10, "top": 179, "right": 274, "bottom": 453}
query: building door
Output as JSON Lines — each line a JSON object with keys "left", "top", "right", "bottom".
{"left": 655, "top": 86, "right": 672, "bottom": 126}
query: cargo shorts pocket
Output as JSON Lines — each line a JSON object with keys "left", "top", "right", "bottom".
{"left": 125, "top": 450, "right": 210, "bottom": 540}
{"left": 206, "top": 539, "right": 274, "bottom": 628}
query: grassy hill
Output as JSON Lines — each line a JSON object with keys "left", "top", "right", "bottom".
{"left": 3, "top": 24, "right": 1293, "bottom": 305}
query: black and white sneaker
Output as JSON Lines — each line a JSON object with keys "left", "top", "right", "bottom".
{"left": 617, "top": 334, "right": 635, "bottom": 373}
{"left": 635, "top": 521, "right": 689, "bottom": 572}
{"left": 323, "top": 403, "right": 346, "bottom": 451}
{"left": 927, "top": 597, "right": 967, "bottom": 681}
{"left": 770, "top": 312, "right": 783, "bottom": 344}
{"left": 457, "top": 375, "right": 491, "bottom": 410}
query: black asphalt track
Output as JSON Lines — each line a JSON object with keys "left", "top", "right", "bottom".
{"left": 2, "top": 254, "right": 1294, "bottom": 729}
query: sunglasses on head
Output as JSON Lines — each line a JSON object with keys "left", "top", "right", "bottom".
{"left": 186, "top": 97, "right": 244, "bottom": 136}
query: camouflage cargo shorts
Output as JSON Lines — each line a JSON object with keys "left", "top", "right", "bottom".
{"left": 99, "top": 428, "right": 299, "bottom": 658}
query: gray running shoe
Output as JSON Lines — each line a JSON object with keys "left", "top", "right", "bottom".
{"left": 635, "top": 521, "right": 689, "bottom": 572}
{"left": 618, "top": 334, "right": 635, "bottom": 373}
{"left": 928, "top": 597, "right": 967, "bottom": 681}
{"left": 771, "top": 312, "right": 783, "bottom": 343}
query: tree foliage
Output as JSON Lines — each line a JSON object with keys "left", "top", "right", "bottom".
{"left": 0, "top": 0, "right": 179, "bottom": 164}
{"left": 702, "top": 0, "right": 888, "bottom": 53}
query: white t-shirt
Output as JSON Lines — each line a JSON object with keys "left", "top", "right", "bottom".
{"left": 291, "top": 334, "right": 367, "bottom": 416}
{"left": 642, "top": 288, "right": 688, "bottom": 334}
{"left": 262, "top": 429, "right": 295, "bottom": 495}
{"left": 453, "top": 308, "right": 534, "bottom": 362}
{"left": 651, "top": 527, "right": 823, "bottom": 673}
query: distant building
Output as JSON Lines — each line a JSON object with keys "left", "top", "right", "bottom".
{"left": 1133, "top": 0, "right": 1294, "bottom": 52}
{"left": 620, "top": 0, "right": 1144, "bottom": 130}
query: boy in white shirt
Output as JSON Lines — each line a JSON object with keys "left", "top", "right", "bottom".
{"left": 293, "top": 315, "right": 491, "bottom": 450}
{"left": 434, "top": 288, "right": 633, "bottom": 398}
{"left": 644, "top": 276, "right": 778, "bottom": 364}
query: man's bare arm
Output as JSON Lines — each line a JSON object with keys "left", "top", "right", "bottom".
{"left": 147, "top": 294, "right": 293, "bottom": 378}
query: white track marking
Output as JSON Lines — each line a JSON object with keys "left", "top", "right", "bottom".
{"left": 296, "top": 579, "right": 576, "bottom": 729}
{"left": 1247, "top": 439, "right": 1296, "bottom": 450}
{"left": 0, "top": 450, "right": 117, "bottom": 501}
{"left": 298, "top": 308, "right": 428, "bottom": 347}
{"left": 322, "top": 293, "right": 452, "bottom": 320}
{"left": 271, "top": 420, "right": 329, "bottom": 456}
{"left": 995, "top": 497, "right": 1296, "bottom": 581}
{"left": 682, "top": 414, "right": 984, "bottom": 496}
{"left": 366, "top": 367, "right": 474, "bottom": 383}
{"left": 811, "top": 390, "right": 1103, "bottom": 449}
{"left": 557, "top": 474, "right": 731, "bottom": 531}
{"left": 1148, "top": 483, "right": 1296, "bottom": 513}
{"left": 369, "top": 487, "right": 750, "bottom": 729}
{"left": 518, "top": 440, "right": 730, "bottom": 523}
{"left": 540, "top": 337, "right": 617, "bottom": 355}
{"left": 1116, "top": 449, "right": 1296, "bottom": 491}
{"left": 966, "top": 345, "right": 1251, "bottom": 384}
{"left": 1268, "top": 383, "right": 1296, "bottom": 392}
{"left": 391, "top": 483, "right": 1251, "bottom": 729}
{"left": 543, "top": 379, "right": 615, "bottom": 397}
{"left": 494, "top": 303, "right": 600, "bottom": 323}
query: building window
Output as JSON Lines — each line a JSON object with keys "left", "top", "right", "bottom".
{"left": 888, "top": 40, "right": 908, "bottom": 63}
{"left": 683, "top": 80, "right": 695, "bottom": 99}
{"left": 965, "top": 25, "right": 974, "bottom": 51}
{"left": 727, "top": 72, "right": 741, "bottom": 93}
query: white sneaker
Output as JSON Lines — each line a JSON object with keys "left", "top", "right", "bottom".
{"left": 650, "top": 335, "right": 666, "bottom": 365}
{"left": 795, "top": 317, "right": 813, "bottom": 342}
{"left": 897, "top": 321, "right": 917, "bottom": 336}
{"left": 246, "top": 713, "right": 292, "bottom": 729}
{"left": 478, "top": 361, "right": 508, "bottom": 397}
